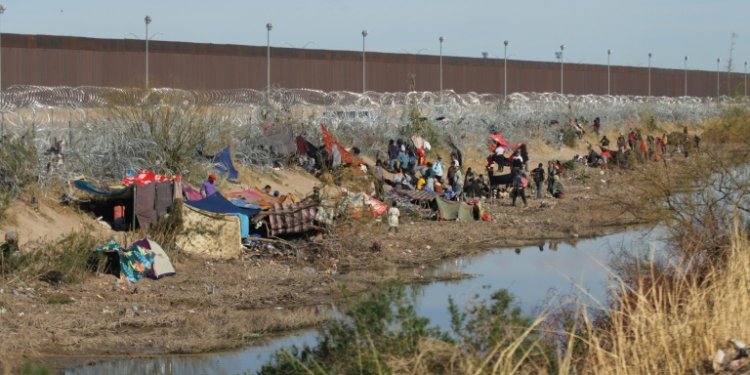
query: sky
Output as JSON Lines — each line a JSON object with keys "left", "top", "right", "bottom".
{"left": 1, "top": 0, "right": 747, "bottom": 72}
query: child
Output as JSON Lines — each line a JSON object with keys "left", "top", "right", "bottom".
{"left": 387, "top": 201, "right": 400, "bottom": 233}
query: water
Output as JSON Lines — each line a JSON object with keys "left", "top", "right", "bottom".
{"left": 67, "top": 228, "right": 664, "bottom": 375}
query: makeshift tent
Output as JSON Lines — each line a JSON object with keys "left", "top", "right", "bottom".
{"left": 321, "top": 124, "right": 365, "bottom": 166}
{"left": 177, "top": 204, "right": 243, "bottom": 259}
{"left": 75, "top": 175, "right": 178, "bottom": 231}
{"left": 212, "top": 147, "right": 239, "bottom": 182}
{"left": 435, "top": 198, "right": 479, "bottom": 221}
{"left": 184, "top": 193, "right": 259, "bottom": 238}
{"left": 73, "top": 180, "right": 135, "bottom": 230}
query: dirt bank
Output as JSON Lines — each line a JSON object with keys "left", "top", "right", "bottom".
{"left": 0, "top": 164, "right": 649, "bottom": 374}
{"left": 0, "top": 125, "right": 674, "bottom": 373}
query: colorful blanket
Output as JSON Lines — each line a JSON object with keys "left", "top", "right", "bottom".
{"left": 267, "top": 202, "right": 318, "bottom": 236}
{"left": 94, "top": 240, "right": 155, "bottom": 283}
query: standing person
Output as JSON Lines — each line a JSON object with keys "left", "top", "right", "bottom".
{"left": 200, "top": 175, "right": 217, "bottom": 198}
{"left": 387, "top": 201, "right": 400, "bottom": 233}
{"left": 547, "top": 160, "right": 558, "bottom": 195}
{"left": 593, "top": 117, "right": 601, "bottom": 135}
{"left": 512, "top": 170, "right": 528, "bottom": 207}
{"left": 432, "top": 156, "right": 445, "bottom": 184}
{"left": 519, "top": 144, "right": 530, "bottom": 171}
{"left": 373, "top": 160, "right": 386, "bottom": 198}
{"left": 453, "top": 167, "right": 463, "bottom": 200}
{"left": 388, "top": 139, "right": 399, "bottom": 171}
{"left": 617, "top": 134, "right": 626, "bottom": 153}
{"left": 531, "top": 163, "right": 546, "bottom": 199}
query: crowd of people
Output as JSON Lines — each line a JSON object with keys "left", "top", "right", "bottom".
{"left": 372, "top": 135, "right": 566, "bottom": 210}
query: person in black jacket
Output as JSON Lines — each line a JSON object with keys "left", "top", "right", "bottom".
{"left": 531, "top": 163, "right": 545, "bottom": 199}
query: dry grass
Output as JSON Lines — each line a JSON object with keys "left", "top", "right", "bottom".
{"left": 576, "top": 224, "right": 750, "bottom": 374}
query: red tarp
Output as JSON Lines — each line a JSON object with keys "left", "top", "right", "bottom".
{"left": 321, "top": 124, "right": 365, "bottom": 166}
{"left": 489, "top": 133, "right": 508, "bottom": 147}
{"left": 123, "top": 170, "right": 180, "bottom": 186}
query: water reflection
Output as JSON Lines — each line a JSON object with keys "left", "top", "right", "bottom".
{"left": 65, "top": 331, "right": 317, "bottom": 375}
{"left": 413, "top": 228, "right": 665, "bottom": 330}
{"left": 67, "top": 228, "right": 664, "bottom": 375}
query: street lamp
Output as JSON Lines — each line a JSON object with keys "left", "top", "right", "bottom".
{"left": 144, "top": 15, "right": 151, "bottom": 88}
{"left": 560, "top": 44, "right": 565, "bottom": 95}
{"left": 0, "top": 4, "right": 5, "bottom": 139}
{"left": 266, "top": 22, "right": 272, "bottom": 102}
{"left": 607, "top": 49, "right": 611, "bottom": 95}
{"left": 439, "top": 36, "right": 444, "bottom": 97}
{"left": 684, "top": 56, "right": 688, "bottom": 96}
{"left": 648, "top": 52, "right": 652, "bottom": 96}
{"left": 503, "top": 40, "right": 509, "bottom": 97}
{"left": 361, "top": 30, "right": 367, "bottom": 93}
{"left": 716, "top": 57, "right": 721, "bottom": 99}
{"left": 744, "top": 61, "right": 747, "bottom": 97}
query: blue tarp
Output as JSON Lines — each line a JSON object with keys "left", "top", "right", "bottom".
{"left": 213, "top": 147, "right": 239, "bottom": 182}
{"left": 184, "top": 193, "right": 260, "bottom": 238}
{"left": 73, "top": 179, "right": 133, "bottom": 198}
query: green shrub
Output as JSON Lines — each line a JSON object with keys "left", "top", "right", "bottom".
{"left": 3, "top": 232, "right": 105, "bottom": 284}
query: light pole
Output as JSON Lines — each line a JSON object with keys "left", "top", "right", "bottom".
{"left": 607, "top": 49, "right": 611, "bottom": 95}
{"left": 0, "top": 4, "right": 5, "bottom": 139}
{"left": 439, "top": 36, "right": 444, "bottom": 98}
{"left": 361, "top": 30, "right": 367, "bottom": 93}
{"left": 266, "top": 22, "right": 272, "bottom": 102}
{"left": 716, "top": 57, "right": 721, "bottom": 99}
{"left": 684, "top": 56, "right": 688, "bottom": 96}
{"left": 560, "top": 44, "right": 565, "bottom": 95}
{"left": 744, "top": 61, "right": 747, "bottom": 97}
{"left": 503, "top": 40, "right": 509, "bottom": 97}
{"left": 144, "top": 15, "right": 151, "bottom": 88}
{"left": 648, "top": 52, "right": 652, "bottom": 96}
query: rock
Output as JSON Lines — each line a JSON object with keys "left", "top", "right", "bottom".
{"left": 302, "top": 267, "right": 316, "bottom": 275}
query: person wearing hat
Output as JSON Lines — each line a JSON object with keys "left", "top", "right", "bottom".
{"left": 200, "top": 174, "right": 218, "bottom": 198}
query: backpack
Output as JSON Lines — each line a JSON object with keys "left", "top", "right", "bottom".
{"left": 521, "top": 177, "right": 528, "bottom": 188}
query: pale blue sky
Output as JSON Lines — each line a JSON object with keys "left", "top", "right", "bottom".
{"left": 1, "top": 0, "right": 747, "bottom": 72}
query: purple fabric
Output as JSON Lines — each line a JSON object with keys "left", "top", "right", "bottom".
{"left": 135, "top": 183, "right": 157, "bottom": 230}
{"left": 155, "top": 182, "right": 173, "bottom": 218}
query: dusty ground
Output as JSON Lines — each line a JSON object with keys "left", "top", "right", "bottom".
{"left": 0, "top": 133, "right": 662, "bottom": 373}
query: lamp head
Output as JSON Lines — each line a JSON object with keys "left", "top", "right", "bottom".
{"left": 145, "top": 15, "right": 151, "bottom": 25}
{"left": 439, "top": 36, "right": 444, "bottom": 43}
{"left": 362, "top": 30, "right": 367, "bottom": 37}
{"left": 266, "top": 23, "right": 273, "bottom": 31}
{"left": 503, "top": 40, "right": 508, "bottom": 47}
{"left": 0, "top": 5, "right": 7, "bottom": 14}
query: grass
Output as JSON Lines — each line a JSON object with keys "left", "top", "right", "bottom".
{"left": 2, "top": 231, "right": 105, "bottom": 284}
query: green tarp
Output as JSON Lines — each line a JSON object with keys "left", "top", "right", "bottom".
{"left": 435, "top": 198, "right": 478, "bottom": 221}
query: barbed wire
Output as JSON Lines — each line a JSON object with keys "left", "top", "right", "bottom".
{"left": 0, "top": 85, "right": 739, "bottom": 196}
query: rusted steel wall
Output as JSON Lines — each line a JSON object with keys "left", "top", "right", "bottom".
{"left": 0, "top": 33, "right": 744, "bottom": 97}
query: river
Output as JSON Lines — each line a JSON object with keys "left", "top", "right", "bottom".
{"left": 66, "top": 227, "right": 665, "bottom": 375}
